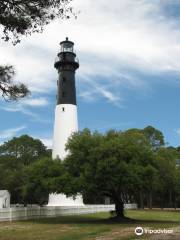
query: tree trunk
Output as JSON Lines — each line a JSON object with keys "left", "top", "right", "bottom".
{"left": 174, "top": 195, "right": 177, "bottom": 210}
{"left": 169, "top": 190, "right": 172, "bottom": 208}
{"left": 149, "top": 191, "right": 152, "bottom": 209}
{"left": 140, "top": 191, "right": 144, "bottom": 209}
{"left": 146, "top": 195, "right": 148, "bottom": 208}
{"left": 115, "top": 198, "right": 124, "bottom": 218}
{"left": 160, "top": 192, "right": 164, "bottom": 209}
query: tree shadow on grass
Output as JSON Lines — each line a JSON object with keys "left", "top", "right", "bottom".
{"left": 25, "top": 215, "right": 180, "bottom": 225}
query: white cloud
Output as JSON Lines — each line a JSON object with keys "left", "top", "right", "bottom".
{"left": 79, "top": 77, "right": 122, "bottom": 106}
{"left": 1, "top": 0, "right": 180, "bottom": 105}
{"left": 1, "top": 105, "right": 38, "bottom": 117}
{"left": 176, "top": 129, "right": 180, "bottom": 135}
{"left": 68, "top": 0, "right": 180, "bottom": 74}
{"left": 1, "top": 105, "right": 51, "bottom": 123}
{"left": 39, "top": 138, "right": 53, "bottom": 149}
{"left": 0, "top": 96, "right": 49, "bottom": 121}
{"left": 0, "top": 129, "right": 53, "bottom": 148}
{"left": 32, "top": 136, "right": 53, "bottom": 148}
{"left": 21, "top": 97, "right": 48, "bottom": 107}
{"left": 0, "top": 126, "right": 26, "bottom": 139}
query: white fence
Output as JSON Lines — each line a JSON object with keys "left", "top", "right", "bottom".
{"left": 0, "top": 204, "right": 137, "bottom": 222}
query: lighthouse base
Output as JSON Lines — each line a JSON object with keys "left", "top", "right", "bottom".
{"left": 48, "top": 193, "right": 84, "bottom": 206}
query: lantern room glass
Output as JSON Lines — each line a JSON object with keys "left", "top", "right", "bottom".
{"left": 61, "top": 42, "right": 74, "bottom": 53}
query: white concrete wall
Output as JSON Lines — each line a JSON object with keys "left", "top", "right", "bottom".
{"left": 0, "top": 198, "right": 3, "bottom": 209}
{"left": 48, "top": 193, "right": 84, "bottom": 206}
{"left": 0, "top": 191, "right": 10, "bottom": 209}
{"left": 0, "top": 204, "right": 137, "bottom": 222}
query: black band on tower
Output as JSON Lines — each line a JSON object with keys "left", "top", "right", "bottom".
{"left": 54, "top": 39, "right": 79, "bottom": 106}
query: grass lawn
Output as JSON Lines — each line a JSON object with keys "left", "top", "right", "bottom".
{"left": 0, "top": 210, "right": 180, "bottom": 240}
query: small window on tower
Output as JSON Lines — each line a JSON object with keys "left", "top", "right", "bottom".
{"left": 62, "top": 77, "right": 66, "bottom": 83}
{"left": 62, "top": 107, "right": 65, "bottom": 112}
{"left": 62, "top": 91, "right": 66, "bottom": 97}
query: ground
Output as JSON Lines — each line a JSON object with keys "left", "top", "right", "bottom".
{"left": 0, "top": 210, "right": 180, "bottom": 240}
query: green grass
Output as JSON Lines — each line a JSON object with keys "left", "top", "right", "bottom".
{"left": 0, "top": 210, "right": 179, "bottom": 240}
{"left": 126, "top": 209, "right": 180, "bottom": 222}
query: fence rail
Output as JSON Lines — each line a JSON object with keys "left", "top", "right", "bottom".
{"left": 0, "top": 204, "right": 137, "bottom": 222}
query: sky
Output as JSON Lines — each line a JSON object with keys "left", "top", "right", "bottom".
{"left": 1, "top": 0, "right": 180, "bottom": 148}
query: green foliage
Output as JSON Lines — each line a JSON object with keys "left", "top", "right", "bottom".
{"left": 0, "top": 126, "right": 179, "bottom": 212}
{"left": 59, "top": 129, "right": 156, "bottom": 217}
{"left": 142, "top": 125, "right": 165, "bottom": 149}
{"left": 0, "top": 135, "right": 50, "bottom": 203}
{"left": 0, "top": 135, "right": 48, "bottom": 165}
{"left": 22, "top": 157, "right": 64, "bottom": 205}
{"left": 175, "top": 168, "right": 180, "bottom": 200}
{"left": 53, "top": 127, "right": 179, "bottom": 216}
{"left": 0, "top": 0, "right": 75, "bottom": 44}
{"left": 0, "top": 156, "right": 25, "bottom": 203}
{"left": 156, "top": 148, "right": 176, "bottom": 187}
{"left": 0, "top": 65, "right": 29, "bottom": 101}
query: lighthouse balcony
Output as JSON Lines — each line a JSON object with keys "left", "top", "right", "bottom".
{"left": 54, "top": 55, "right": 79, "bottom": 69}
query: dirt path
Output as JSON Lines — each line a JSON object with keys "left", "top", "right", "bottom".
{"left": 147, "top": 226, "right": 180, "bottom": 240}
{"left": 95, "top": 227, "right": 134, "bottom": 240}
{"left": 93, "top": 226, "right": 180, "bottom": 240}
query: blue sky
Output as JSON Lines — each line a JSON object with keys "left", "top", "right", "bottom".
{"left": 1, "top": 0, "right": 180, "bottom": 148}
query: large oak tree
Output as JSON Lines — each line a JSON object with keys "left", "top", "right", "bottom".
{"left": 56, "top": 129, "right": 155, "bottom": 218}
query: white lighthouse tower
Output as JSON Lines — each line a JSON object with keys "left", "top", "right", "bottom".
{"left": 48, "top": 38, "right": 84, "bottom": 206}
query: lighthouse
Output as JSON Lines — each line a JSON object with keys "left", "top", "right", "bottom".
{"left": 48, "top": 38, "right": 84, "bottom": 206}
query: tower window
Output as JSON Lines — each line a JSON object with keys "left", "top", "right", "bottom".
{"left": 62, "top": 77, "right": 66, "bottom": 83}
{"left": 62, "top": 107, "right": 65, "bottom": 112}
{"left": 62, "top": 91, "right": 66, "bottom": 97}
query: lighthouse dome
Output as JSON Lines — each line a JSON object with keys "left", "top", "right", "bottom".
{"left": 60, "top": 37, "right": 74, "bottom": 53}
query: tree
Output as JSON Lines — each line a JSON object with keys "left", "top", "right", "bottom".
{"left": 0, "top": 135, "right": 48, "bottom": 165}
{"left": 0, "top": 0, "right": 75, "bottom": 100}
{"left": 174, "top": 168, "right": 180, "bottom": 208}
{"left": 130, "top": 162, "right": 158, "bottom": 210}
{"left": 55, "top": 129, "right": 154, "bottom": 218}
{"left": 0, "top": 155, "right": 25, "bottom": 203}
{"left": 22, "top": 157, "right": 63, "bottom": 205}
{"left": 155, "top": 148, "right": 176, "bottom": 208}
{"left": 0, "top": 0, "right": 74, "bottom": 44}
{"left": 0, "top": 135, "right": 50, "bottom": 203}
{"left": 142, "top": 126, "right": 165, "bottom": 150}
{"left": 0, "top": 65, "right": 29, "bottom": 100}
